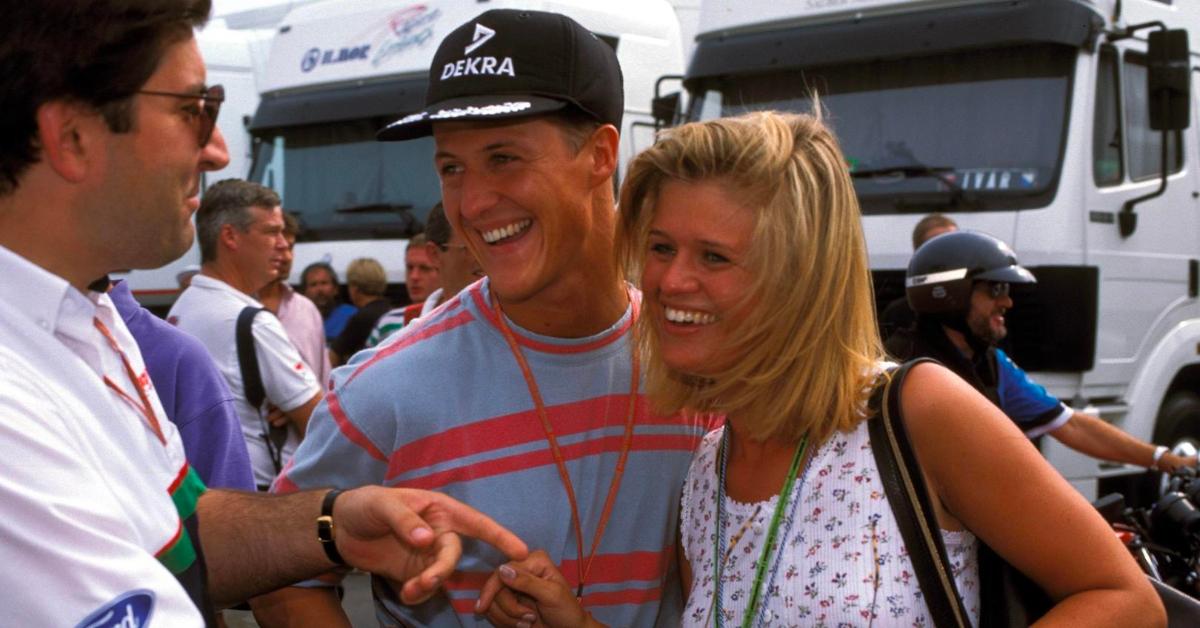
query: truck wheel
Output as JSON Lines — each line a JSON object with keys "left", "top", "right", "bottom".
{"left": 1108, "top": 392, "right": 1200, "bottom": 508}
{"left": 1145, "top": 391, "right": 1200, "bottom": 500}
{"left": 1154, "top": 391, "right": 1200, "bottom": 451}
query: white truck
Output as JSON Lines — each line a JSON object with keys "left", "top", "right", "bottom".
{"left": 670, "top": 0, "right": 1200, "bottom": 500}
{"left": 245, "top": 0, "right": 684, "bottom": 291}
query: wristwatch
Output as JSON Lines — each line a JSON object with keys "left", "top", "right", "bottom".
{"left": 318, "top": 489, "right": 347, "bottom": 566}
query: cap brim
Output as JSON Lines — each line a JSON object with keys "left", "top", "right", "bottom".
{"left": 377, "top": 94, "right": 570, "bottom": 141}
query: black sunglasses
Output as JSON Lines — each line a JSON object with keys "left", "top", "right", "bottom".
{"left": 982, "top": 281, "right": 1010, "bottom": 299}
{"left": 136, "top": 84, "right": 225, "bottom": 146}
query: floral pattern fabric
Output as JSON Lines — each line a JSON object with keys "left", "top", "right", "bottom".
{"left": 681, "top": 423, "right": 980, "bottom": 627}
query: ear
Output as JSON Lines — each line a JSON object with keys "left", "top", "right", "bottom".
{"left": 585, "top": 124, "right": 620, "bottom": 186}
{"left": 35, "top": 100, "right": 101, "bottom": 184}
{"left": 219, "top": 223, "right": 240, "bottom": 253}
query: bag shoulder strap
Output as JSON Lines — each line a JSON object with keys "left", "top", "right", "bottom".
{"left": 236, "top": 306, "right": 267, "bottom": 409}
{"left": 236, "top": 306, "right": 288, "bottom": 477}
{"left": 868, "top": 358, "right": 971, "bottom": 628}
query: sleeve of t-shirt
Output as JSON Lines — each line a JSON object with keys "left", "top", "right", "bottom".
{"left": 994, "top": 349, "right": 1072, "bottom": 438}
{"left": 0, "top": 366, "right": 203, "bottom": 626}
{"left": 252, "top": 314, "right": 321, "bottom": 412}
{"left": 171, "top": 336, "right": 255, "bottom": 491}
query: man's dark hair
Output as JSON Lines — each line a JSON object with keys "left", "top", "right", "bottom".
{"left": 423, "top": 203, "right": 450, "bottom": 247}
{"left": 196, "top": 179, "right": 281, "bottom": 263}
{"left": 0, "top": 0, "right": 213, "bottom": 196}
{"left": 282, "top": 212, "right": 300, "bottom": 239}
{"left": 301, "top": 262, "right": 339, "bottom": 289}
{"left": 550, "top": 108, "right": 603, "bottom": 155}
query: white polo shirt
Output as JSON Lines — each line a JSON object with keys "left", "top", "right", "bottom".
{"left": 0, "top": 245, "right": 203, "bottom": 626}
{"left": 169, "top": 274, "right": 320, "bottom": 487}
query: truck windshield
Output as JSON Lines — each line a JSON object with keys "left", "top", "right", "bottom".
{"left": 686, "top": 44, "right": 1075, "bottom": 213}
{"left": 248, "top": 117, "right": 440, "bottom": 240}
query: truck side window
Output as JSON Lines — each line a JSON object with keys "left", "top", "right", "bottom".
{"left": 1123, "top": 51, "right": 1183, "bottom": 180}
{"left": 1093, "top": 46, "right": 1122, "bottom": 186}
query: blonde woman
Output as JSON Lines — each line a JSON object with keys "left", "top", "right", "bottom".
{"left": 628, "top": 111, "right": 1163, "bottom": 626}
{"left": 479, "top": 111, "right": 1163, "bottom": 627}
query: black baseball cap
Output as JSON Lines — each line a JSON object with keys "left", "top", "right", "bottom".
{"left": 377, "top": 9, "right": 623, "bottom": 141}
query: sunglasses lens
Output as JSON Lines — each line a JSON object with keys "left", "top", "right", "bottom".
{"left": 990, "top": 282, "right": 1010, "bottom": 298}
{"left": 200, "top": 85, "right": 224, "bottom": 146}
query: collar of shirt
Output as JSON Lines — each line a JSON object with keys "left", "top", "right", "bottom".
{"left": 0, "top": 244, "right": 151, "bottom": 390}
{"left": 0, "top": 243, "right": 83, "bottom": 338}
{"left": 190, "top": 273, "right": 266, "bottom": 308}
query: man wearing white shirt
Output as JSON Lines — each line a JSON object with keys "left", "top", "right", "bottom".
{"left": 170, "top": 179, "right": 323, "bottom": 489}
{"left": 0, "top": 1, "right": 526, "bottom": 625}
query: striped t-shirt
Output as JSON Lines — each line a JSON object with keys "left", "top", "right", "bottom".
{"left": 276, "top": 279, "right": 713, "bottom": 626}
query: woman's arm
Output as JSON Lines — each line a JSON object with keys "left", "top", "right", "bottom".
{"left": 898, "top": 363, "right": 1165, "bottom": 627}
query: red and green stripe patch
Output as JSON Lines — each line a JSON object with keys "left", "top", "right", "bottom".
{"left": 156, "top": 465, "right": 206, "bottom": 574}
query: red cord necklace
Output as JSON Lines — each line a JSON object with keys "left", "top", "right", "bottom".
{"left": 490, "top": 289, "right": 640, "bottom": 600}
{"left": 94, "top": 317, "right": 166, "bottom": 445}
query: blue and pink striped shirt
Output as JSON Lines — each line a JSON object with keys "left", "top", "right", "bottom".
{"left": 276, "top": 279, "right": 714, "bottom": 626}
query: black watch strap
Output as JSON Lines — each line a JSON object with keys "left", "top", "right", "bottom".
{"left": 317, "top": 489, "right": 347, "bottom": 566}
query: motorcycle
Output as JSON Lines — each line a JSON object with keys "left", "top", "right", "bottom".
{"left": 1093, "top": 444, "right": 1200, "bottom": 626}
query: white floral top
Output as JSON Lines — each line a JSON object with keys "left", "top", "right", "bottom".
{"left": 681, "top": 423, "right": 980, "bottom": 627}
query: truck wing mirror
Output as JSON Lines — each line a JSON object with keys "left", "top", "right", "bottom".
{"left": 651, "top": 74, "right": 684, "bottom": 131}
{"left": 1148, "top": 29, "right": 1190, "bottom": 131}
{"left": 652, "top": 92, "right": 681, "bottom": 129}
{"left": 1117, "top": 26, "right": 1191, "bottom": 237}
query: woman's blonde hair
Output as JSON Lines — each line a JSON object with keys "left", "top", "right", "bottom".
{"left": 616, "top": 110, "right": 884, "bottom": 444}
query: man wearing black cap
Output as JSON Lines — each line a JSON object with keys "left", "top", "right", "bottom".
{"left": 260, "top": 9, "right": 712, "bottom": 627}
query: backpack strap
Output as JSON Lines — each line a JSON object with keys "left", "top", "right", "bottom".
{"left": 236, "top": 306, "right": 285, "bottom": 476}
{"left": 868, "top": 358, "right": 971, "bottom": 628}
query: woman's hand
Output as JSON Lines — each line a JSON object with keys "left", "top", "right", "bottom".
{"left": 476, "top": 550, "right": 605, "bottom": 627}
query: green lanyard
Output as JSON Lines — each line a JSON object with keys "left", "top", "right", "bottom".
{"left": 713, "top": 429, "right": 808, "bottom": 627}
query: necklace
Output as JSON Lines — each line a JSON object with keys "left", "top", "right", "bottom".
{"left": 713, "top": 428, "right": 808, "bottom": 628}
{"left": 490, "top": 288, "right": 639, "bottom": 600}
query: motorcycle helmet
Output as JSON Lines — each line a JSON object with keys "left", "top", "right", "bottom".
{"left": 906, "top": 230, "right": 1036, "bottom": 320}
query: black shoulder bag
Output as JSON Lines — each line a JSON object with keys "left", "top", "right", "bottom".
{"left": 236, "top": 306, "right": 287, "bottom": 478}
{"left": 868, "top": 358, "right": 1051, "bottom": 628}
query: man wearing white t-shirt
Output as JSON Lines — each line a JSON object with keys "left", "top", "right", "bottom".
{"left": 0, "top": 2, "right": 526, "bottom": 625}
{"left": 170, "top": 178, "right": 323, "bottom": 489}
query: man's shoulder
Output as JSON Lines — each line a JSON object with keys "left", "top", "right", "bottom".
{"left": 283, "top": 289, "right": 322, "bottom": 316}
{"left": 128, "top": 305, "right": 216, "bottom": 363}
{"left": 168, "top": 280, "right": 244, "bottom": 326}
{"left": 883, "top": 325, "right": 920, "bottom": 359}
{"left": 335, "top": 296, "right": 484, "bottom": 388}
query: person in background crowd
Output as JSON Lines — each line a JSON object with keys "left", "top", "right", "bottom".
{"left": 887, "top": 230, "right": 1198, "bottom": 473}
{"left": 301, "top": 261, "right": 357, "bottom": 342}
{"left": 254, "top": 10, "right": 713, "bottom": 627}
{"left": 259, "top": 212, "right": 332, "bottom": 389}
{"left": 328, "top": 257, "right": 391, "bottom": 366}
{"left": 169, "top": 179, "right": 323, "bottom": 490}
{"left": 879, "top": 213, "right": 959, "bottom": 340}
{"left": 106, "top": 276, "right": 254, "bottom": 490}
{"left": 367, "top": 203, "right": 483, "bottom": 346}
{"left": 405, "top": 231, "right": 440, "bottom": 304}
{"left": 0, "top": 1, "right": 527, "bottom": 624}
{"left": 487, "top": 110, "right": 1163, "bottom": 627}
